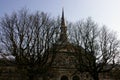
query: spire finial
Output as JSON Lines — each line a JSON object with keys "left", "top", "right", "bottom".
{"left": 61, "top": 8, "right": 65, "bottom": 26}
{"left": 62, "top": 8, "right": 64, "bottom": 18}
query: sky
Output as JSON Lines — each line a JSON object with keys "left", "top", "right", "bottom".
{"left": 0, "top": 0, "right": 120, "bottom": 36}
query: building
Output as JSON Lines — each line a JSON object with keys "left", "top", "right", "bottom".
{"left": 43, "top": 9, "right": 115, "bottom": 80}
{"left": 43, "top": 9, "right": 93, "bottom": 80}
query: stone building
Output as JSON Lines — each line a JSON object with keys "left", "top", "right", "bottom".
{"left": 44, "top": 9, "right": 93, "bottom": 80}
{"left": 44, "top": 9, "right": 114, "bottom": 80}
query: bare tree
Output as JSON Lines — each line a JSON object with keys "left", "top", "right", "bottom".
{"left": 0, "top": 9, "right": 59, "bottom": 80}
{"left": 70, "top": 18, "right": 120, "bottom": 80}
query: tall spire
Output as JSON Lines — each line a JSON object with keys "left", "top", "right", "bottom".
{"left": 61, "top": 8, "right": 65, "bottom": 26}
{"left": 59, "top": 8, "right": 68, "bottom": 43}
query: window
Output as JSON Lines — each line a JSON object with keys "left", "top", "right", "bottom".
{"left": 61, "top": 75, "right": 69, "bottom": 80}
{"left": 72, "top": 75, "right": 80, "bottom": 80}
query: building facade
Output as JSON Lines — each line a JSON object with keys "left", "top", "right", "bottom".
{"left": 45, "top": 9, "right": 93, "bottom": 80}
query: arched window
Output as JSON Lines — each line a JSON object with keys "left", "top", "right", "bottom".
{"left": 61, "top": 75, "right": 69, "bottom": 80}
{"left": 72, "top": 75, "right": 80, "bottom": 80}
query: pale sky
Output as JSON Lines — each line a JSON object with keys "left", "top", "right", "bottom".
{"left": 0, "top": 0, "right": 120, "bottom": 36}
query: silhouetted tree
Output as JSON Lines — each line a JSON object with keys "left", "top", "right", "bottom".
{"left": 0, "top": 9, "right": 60, "bottom": 80}
{"left": 70, "top": 18, "right": 120, "bottom": 80}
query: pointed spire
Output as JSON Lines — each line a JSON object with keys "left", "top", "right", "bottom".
{"left": 59, "top": 8, "right": 68, "bottom": 43}
{"left": 61, "top": 8, "right": 65, "bottom": 26}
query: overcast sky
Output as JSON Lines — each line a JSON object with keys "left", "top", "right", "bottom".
{"left": 0, "top": 0, "right": 120, "bottom": 36}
